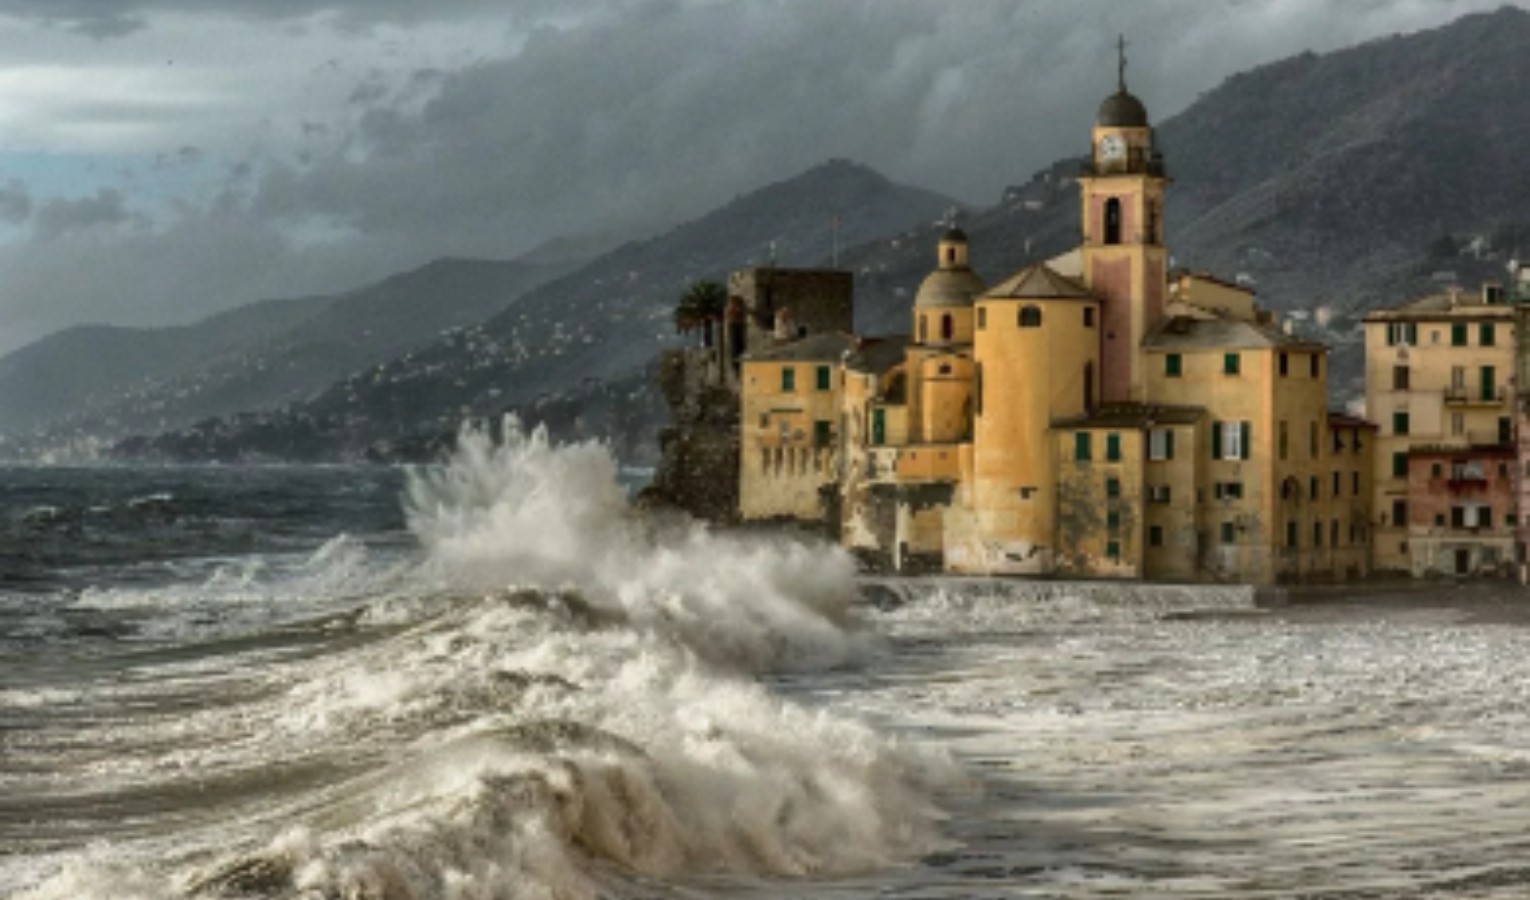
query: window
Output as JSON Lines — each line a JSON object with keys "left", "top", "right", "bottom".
{"left": 1286, "top": 521, "right": 1298, "bottom": 547}
{"left": 1331, "top": 520, "right": 1340, "bottom": 547}
{"left": 1279, "top": 420, "right": 1289, "bottom": 460}
{"left": 1431, "top": 463, "right": 1442, "bottom": 478}
{"left": 1386, "top": 322, "right": 1418, "bottom": 345}
{"left": 1500, "top": 417, "right": 1513, "bottom": 445}
{"left": 1075, "top": 432, "right": 1092, "bottom": 461}
{"left": 1148, "top": 428, "right": 1174, "bottom": 461}
{"left": 1224, "top": 353, "right": 1241, "bottom": 376}
{"left": 1104, "top": 197, "right": 1122, "bottom": 244}
{"left": 1393, "top": 366, "right": 1410, "bottom": 391}
{"left": 1106, "top": 477, "right": 1121, "bottom": 498}
{"left": 1451, "top": 412, "right": 1465, "bottom": 437}
{"left": 1392, "top": 452, "right": 1408, "bottom": 479}
{"left": 872, "top": 408, "right": 886, "bottom": 445}
{"left": 1314, "top": 522, "right": 1323, "bottom": 547}
{"left": 1166, "top": 353, "right": 1182, "bottom": 377}
{"left": 816, "top": 366, "right": 831, "bottom": 391}
{"left": 1020, "top": 306, "right": 1042, "bottom": 328}
{"left": 813, "top": 420, "right": 831, "bottom": 448}
{"left": 1106, "top": 540, "right": 1122, "bottom": 559}
{"left": 1213, "top": 420, "right": 1250, "bottom": 460}
{"left": 1451, "top": 365, "right": 1466, "bottom": 391}
{"left": 1393, "top": 411, "right": 1409, "bottom": 436}
{"left": 1310, "top": 476, "right": 1320, "bottom": 500}
{"left": 1149, "top": 526, "right": 1163, "bottom": 547}
{"left": 1215, "top": 482, "right": 1244, "bottom": 499}
{"left": 1436, "top": 513, "right": 1446, "bottom": 526}
{"left": 1106, "top": 433, "right": 1122, "bottom": 462}
{"left": 1481, "top": 323, "right": 1496, "bottom": 347}
{"left": 1148, "top": 485, "right": 1171, "bottom": 503}
{"left": 1392, "top": 499, "right": 1408, "bottom": 526}
{"left": 1500, "top": 462, "right": 1511, "bottom": 479}
{"left": 1311, "top": 354, "right": 1321, "bottom": 378}
{"left": 1221, "top": 522, "right": 1236, "bottom": 544}
{"left": 1452, "top": 323, "right": 1468, "bottom": 346}
{"left": 1279, "top": 352, "right": 1289, "bottom": 377}
{"left": 781, "top": 367, "right": 795, "bottom": 392}
{"left": 1107, "top": 510, "right": 1121, "bottom": 530}
{"left": 940, "top": 314, "right": 953, "bottom": 341}
{"left": 978, "top": 307, "right": 987, "bottom": 330}
{"left": 1482, "top": 365, "right": 1497, "bottom": 402}
{"left": 1084, "top": 307, "right": 1096, "bottom": 328}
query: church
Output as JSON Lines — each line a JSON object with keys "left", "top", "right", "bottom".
{"left": 730, "top": 58, "right": 1374, "bottom": 585}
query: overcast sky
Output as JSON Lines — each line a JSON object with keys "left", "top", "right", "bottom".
{"left": 0, "top": 0, "right": 1512, "bottom": 353}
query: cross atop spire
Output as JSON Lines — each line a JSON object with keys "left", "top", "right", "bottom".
{"left": 1118, "top": 34, "right": 1128, "bottom": 92}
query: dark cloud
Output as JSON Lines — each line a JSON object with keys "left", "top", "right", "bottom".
{"left": 0, "top": 0, "right": 1514, "bottom": 355}
{"left": 34, "top": 188, "right": 136, "bottom": 239}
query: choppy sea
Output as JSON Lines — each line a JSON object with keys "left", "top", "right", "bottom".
{"left": 5, "top": 421, "right": 1530, "bottom": 899}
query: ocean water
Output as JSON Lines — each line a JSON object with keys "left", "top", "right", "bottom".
{"left": 4, "top": 424, "right": 1530, "bottom": 899}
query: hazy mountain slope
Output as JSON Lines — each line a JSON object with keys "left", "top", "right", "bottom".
{"left": 0, "top": 296, "right": 326, "bottom": 434}
{"left": 3, "top": 257, "right": 570, "bottom": 447}
{"left": 118, "top": 160, "right": 958, "bottom": 461}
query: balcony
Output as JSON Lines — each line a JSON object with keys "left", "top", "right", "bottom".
{"left": 1444, "top": 386, "right": 1507, "bottom": 406}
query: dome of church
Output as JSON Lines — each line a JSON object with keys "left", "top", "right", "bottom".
{"left": 915, "top": 267, "right": 986, "bottom": 309}
{"left": 1097, "top": 90, "right": 1148, "bottom": 127}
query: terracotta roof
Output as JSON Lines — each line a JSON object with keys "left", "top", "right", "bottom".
{"left": 1052, "top": 403, "right": 1204, "bottom": 430}
{"left": 982, "top": 263, "right": 1095, "bottom": 301}
{"left": 740, "top": 332, "right": 855, "bottom": 363}
{"left": 1143, "top": 316, "right": 1324, "bottom": 351}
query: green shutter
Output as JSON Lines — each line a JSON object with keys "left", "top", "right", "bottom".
{"left": 1240, "top": 422, "right": 1251, "bottom": 459}
{"left": 1106, "top": 477, "right": 1121, "bottom": 498}
{"left": 1393, "top": 412, "right": 1409, "bottom": 436}
{"left": 1166, "top": 353, "right": 1182, "bottom": 377}
{"left": 1406, "top": 323, "right": 1418, "bottom": 345}
{"left": 1482, "top": 365, "right": 1497, "bottom": 401}
{"left": 1482, "top": 323, "right": 1496, "bottom": 347}
{"left": 816, "top": 365, "right": 831, "bottom": 390}
{"left": 1452, "top": 323, "right": 1467, "bottom": 346}
{"left": 1224, "top": 353, "right": 1240, "bottom": 375}
{"left": 1165, "top": 429, "right": 1175, "bottom": 460}
{"left": 1106, "top": 433, "right": 1121, "bottom": 462}
{"left": 1392, "top": 452, "right": 1408, "bottom": 478}
{"left": 1075, "top": 432, "right": 1092, "bottom": 461}
{"left": 872, "top": 408, "right": 886, "bottom": 445}
{"left": 782, "top": 367, "right": 795, "bottom": 392}
{"left": 1212, "top": 421, "right": 1223, "bottom": 459}
{"left": 1107, "top": 510, "right": 1120, "bottom": 530}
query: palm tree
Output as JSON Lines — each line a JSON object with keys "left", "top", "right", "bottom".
{"left": 677, "top": 280, "right": 727, "bottom": 348}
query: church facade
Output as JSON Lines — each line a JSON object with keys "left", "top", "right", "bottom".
{"left": 733, "top": 73, "right": 1374, "bottom": 585}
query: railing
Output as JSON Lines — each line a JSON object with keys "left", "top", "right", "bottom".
{"left": 1466, "top": 429, "right": 1511, "bottom": 447}
{"left": 1444, "top": 386, "right": 1507, "bottom": 405}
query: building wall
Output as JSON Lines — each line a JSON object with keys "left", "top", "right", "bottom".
{"left": 1053, "top": 428, "right": 1145, "bottom": 579}
{"left": 729, "top": 268, "right": 854, "bottom": 354}
{"left": 955, "top": 296, "right": 1100, "bottom": 574}
{"left": 1406, "top": 448, "right": 1516, "bottom": 576}
{"left": 739, "top": 359, "right": 841, "bottom": 522}
{"left": 1364, "top": 302, "right": 1515, "bottom": 572}
{"left": 1141, "top": 421, "right": 1203, "bottom": 582}
{"left": 1172, "top": 274, "right": 1256, "bottom": 320}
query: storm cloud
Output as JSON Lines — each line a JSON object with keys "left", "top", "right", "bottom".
{"left": 0, "top": 0, "right": 1512, "bottom": 353}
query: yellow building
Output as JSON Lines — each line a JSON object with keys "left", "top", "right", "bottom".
{"left": 733, "top": 59, "right": 1373, "bottom": 585}
{"left": 1363, "top": 285, "right": 1517, "bottom": 575}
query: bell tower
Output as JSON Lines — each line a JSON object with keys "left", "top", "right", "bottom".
{"left": 1079, "top": 36, "right": 1169, "bottom": 403}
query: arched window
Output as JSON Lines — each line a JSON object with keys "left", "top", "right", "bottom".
{"left": 940, "top": 314, "right": 953, "bottom": 341}
{"left": 1104, "top": 198, "right": 1122, "bottom": 245}
{"left": 1019, "top": 306, "right": 1043, "bottom": 328}
{"left": 918, "top": 315, "right": 928, "bottom": 342}
{"left": 945, "top": 247, "right": 956, "bottom": 264}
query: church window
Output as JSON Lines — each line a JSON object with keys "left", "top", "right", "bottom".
{"left": 1165, "top": 353, "right": 1182, "bottom": 377}
{"left": 1084, "top": 307, "right": 1095, "bottom": 328}
{"left": 1104, "top": 198, "right": 1122, "bottom": 245}
{"left": 781, "top": 367, "right": 795, "bottom": 392}
{"left": 1019, "top": 306, "right": 1042, "bottom": 328}
{"left": 941, "top": 314, "right": 953, "bottom": 341}
{"left": 816, "top": 366, "right": 831, "bottom": 391}
{"left": 946, "top": 247, "right": 956, "bottom": 264}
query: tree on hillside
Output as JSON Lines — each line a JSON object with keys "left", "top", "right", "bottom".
{"left": 675, "top": 280, "right": 727, "bottom": 348}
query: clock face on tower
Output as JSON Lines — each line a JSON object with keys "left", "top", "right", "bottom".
{"left": 1098, "top": 134, "right": 1126, "bottom": 162}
